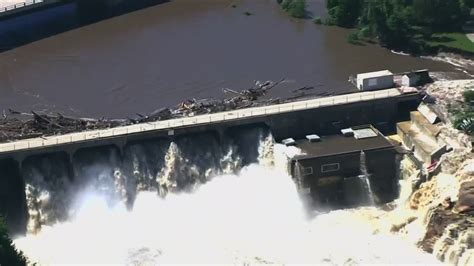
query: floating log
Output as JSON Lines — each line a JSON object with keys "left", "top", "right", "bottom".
{"left": 0, "top": 79, "right": 302, "bottom": 142}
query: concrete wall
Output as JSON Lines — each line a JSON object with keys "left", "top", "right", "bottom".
{"left": 293, "top": 152, "right": 361, "bottom": 187}
{"left": 0, "top": 158, "right": 27, "bottom": 234}
{"left": 402, "top": 75, "right": 417, "bottom": 87}
{"left": 267, "top": 96, "right": 402, "bottom": 141}
{"left": 0, "top": 93, "right": 420, "bottom": 163}
{"left": 291, "top": 147, "right": 398, "bottom": 207}
{"left": 365, "top": 148, "right": 399, "bottom": 203}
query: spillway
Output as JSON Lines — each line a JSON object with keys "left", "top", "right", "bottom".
{"left": 10, "top": 127, "right": 441, "bottom": 265}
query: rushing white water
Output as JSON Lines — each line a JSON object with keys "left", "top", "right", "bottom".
{"left": 14, "top": 141, "right": 442, "bottom": 265}
{"left": 359, "top": 151, "right": 375, "bottom": 205}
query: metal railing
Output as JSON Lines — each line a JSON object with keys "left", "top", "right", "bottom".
{"left": 0, "top": 89, "right": 401, "bottom": 153}
{"left": 0, "top": 0, "right": 43, "bottom": 13}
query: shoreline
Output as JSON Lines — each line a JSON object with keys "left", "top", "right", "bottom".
{"left": 389, "top": 79, "right": 474, "bottom": 265}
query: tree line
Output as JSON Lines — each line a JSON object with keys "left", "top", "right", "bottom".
{"left": 326, "top": 0, "right": 473, "bottom": 51}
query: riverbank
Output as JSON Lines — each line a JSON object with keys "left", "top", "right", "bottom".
{"left": 386, "top": 79, "right": 474, "bottom": 265}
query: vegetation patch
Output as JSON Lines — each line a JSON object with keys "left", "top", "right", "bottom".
{"left": 428, "top": 33, "right": 474, "bottom": 54}
{"left": 313, "top": 16, "right": 322, "bottom": 25}
{"left": 276, "top": 0, "right": 306, "bottom": 19}
{"left": 0, "top": 217, "right": 29, "bottom": 266}
{"left": 450, "top": 89, "right": 474, "bottom": 135}
{"left": 347, "top": 32, "right": 363, "bottom": 45}
{"left": 325, "top": 0, "right": 474, "bottom": 55}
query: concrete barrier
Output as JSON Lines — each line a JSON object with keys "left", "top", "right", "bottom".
{"left": 0, "top": 88, "right": 412, "bottom": 156}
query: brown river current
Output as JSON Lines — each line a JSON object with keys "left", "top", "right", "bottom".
{"left": 0, "top": 0, "right": 470, "bottom": 118}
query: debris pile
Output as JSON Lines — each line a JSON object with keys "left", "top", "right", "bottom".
{"left": 0, "top": 110, "right": 127, "bottom": 143}
{"left": 0, "top": 80, "right": 285, "bottom": 142}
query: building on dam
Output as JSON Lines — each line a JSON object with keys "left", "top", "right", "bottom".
{"left": 286, "top": 125, "right": 399, "bottom": 208}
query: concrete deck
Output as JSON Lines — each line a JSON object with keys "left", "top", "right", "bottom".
{"left": 0, "top": 88, "right": 404, "bottom": 154}
{"left": 0, "top": 0, "right": 43, "bottom": 12}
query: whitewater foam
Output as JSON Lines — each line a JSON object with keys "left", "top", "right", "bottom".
{"left": 14, "top": 141, "right": 442, "bottom": 265}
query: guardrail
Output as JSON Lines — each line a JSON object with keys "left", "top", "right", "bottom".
{"left": 0, "top": 88, "right": 403, "bottom": 153}
{"left": 0, "top": 0, "right": 44, "bottom": 13}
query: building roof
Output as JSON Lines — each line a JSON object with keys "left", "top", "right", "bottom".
{"left": 357, "top": 70, "right": 393, "bottom": 80}
{"left": 291, "top": 126, "right": 394, "bottom": 160}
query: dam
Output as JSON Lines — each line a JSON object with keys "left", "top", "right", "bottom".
{"left": 0, "top": 88, "right": 420, "bottom": 235}
{"left": 0, "top": 0, "right": 468, "bottom": 264}
{"left": 0, "top": 88, "right": 417, "bottom": 158}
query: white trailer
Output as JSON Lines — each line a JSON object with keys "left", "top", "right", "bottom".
{"left": 356, "top": 70, "right": 394, "bottom": 91}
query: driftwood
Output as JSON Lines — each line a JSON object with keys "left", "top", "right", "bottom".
{"left": 0, "top": 79, "right": 295, "bottom": 142}
{"left": 0, "top": 110, "right": 127, "bottom": 143}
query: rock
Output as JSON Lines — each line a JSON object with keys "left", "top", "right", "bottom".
{"left": 433, "top": 222, "right": 474, "bottom": 265}
{"left": 419, "top": 206, "right": 461, "bottom": 253}
{"left": 390, "top": 216, "right": 417, "bottom": 233}
{"left": 440, "top": 150, "right": 472, "bottom": 175}
{"left": 454, "top": 181, "right": 474, "bottom": 214}
{"left": 409, "top": 173, "right": 459, "bottom": 210}
{"left": 419, "top": 204, "right": 474, "bottom": 265}
{"left": 442, "top": 197, "right": 455, "bottom": 209}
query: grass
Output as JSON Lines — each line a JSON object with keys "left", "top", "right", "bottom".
{"left": 427, "top": 32, "right": 474, "bottom": 54}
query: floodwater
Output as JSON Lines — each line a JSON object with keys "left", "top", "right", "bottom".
{"left": 0, "top": 0, "right": 467, "bottom": 118}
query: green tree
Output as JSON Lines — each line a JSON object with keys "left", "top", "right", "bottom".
{"left": 464, "top": 89, "right": 474, "bottom": 104}
{"left": 0, "top": 217, "right": 28, "bottom": 266}
{"left": 287, "top": 0, "right": 306, "bottom": 18}
{"left": 277, "top": 0, "right": 306, "bottom": 19}
{"left": 327, "top": 0, "right": 363, "bottom": 27}
{"left": 281, "top": 0, "right": 291, "bottom": 10}
{"left": 412, "top": 0, "right": 469, "bottom": 30}
{"left": 465, "top": 0, "right": 474, "bottom": 8}
{"left": 358, "top": 0, "right": 414, "bottom": 48}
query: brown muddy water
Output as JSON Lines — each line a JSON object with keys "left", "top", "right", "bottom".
{"left": 0, "top": 0, "right": 469, "bottom": 118}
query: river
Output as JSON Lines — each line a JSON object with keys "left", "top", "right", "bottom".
{"left": 0, "top": 0, "right": 469, "bottom": 118}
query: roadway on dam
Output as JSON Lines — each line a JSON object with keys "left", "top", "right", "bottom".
{"left": 0, "top": 0, "right": 56, "bottom": 16}
{"left": 0, "top": 88, "right": 406, "bottom": 154}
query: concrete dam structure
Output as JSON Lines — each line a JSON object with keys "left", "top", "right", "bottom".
{"left": 0, "top": 88, "right": 420, "bottom": 235}
{"left": 0, "top": 0, "right": 160, "bottom": 19}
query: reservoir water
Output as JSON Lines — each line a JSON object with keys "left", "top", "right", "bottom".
{"left": 0, "top": 0, "right": 468, "bottom": 118}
